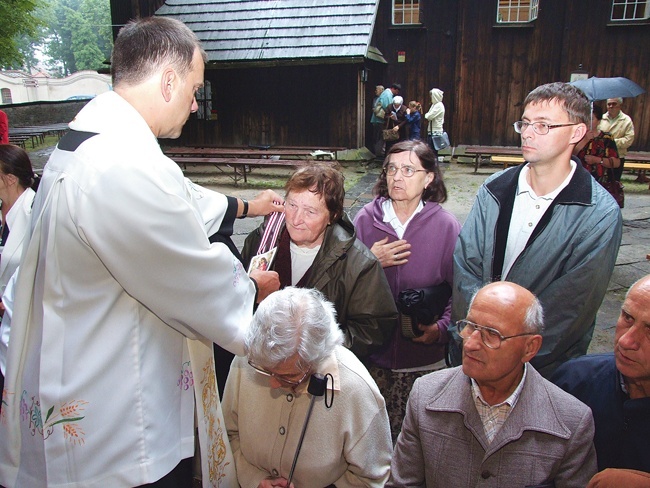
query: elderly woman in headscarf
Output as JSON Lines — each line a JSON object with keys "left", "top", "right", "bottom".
{"left": 222, "top": 286, "right": 392, "bottom": 488}
{"left": 385, "top": 95, "right": 409, "bottom": 154}
{"left": 241, "top": 163, "right": 397, "bottom": 362}
{"left": 425, "top": 88, "right": 445, "bottom": 159}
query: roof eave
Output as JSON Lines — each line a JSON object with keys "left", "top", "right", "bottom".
{"left": 206, "top": 55, "right": 383, "bottom": 70}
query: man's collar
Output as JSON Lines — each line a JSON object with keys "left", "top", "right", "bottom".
{"left": 471, "top": 363, "right": 528, "bottom": 408}
{"left": 516, "top": 160, "right": 576, "bottom": 200}
{"left": 487, "top": 156, "right": 593, "bottom": 206}
{"left": 619, "top": 369, "right": 629, "bottom": 395}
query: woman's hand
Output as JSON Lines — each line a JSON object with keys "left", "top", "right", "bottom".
{"left": 412, "top": 322, "right": 440, "bottom": 344}
{"left": 392, "top": 126, "right": 399, "bottom": 132}
{"left": 584, "top": 154, "right": 601, "bottom": 166}
{"left": 369, "top": 237, "right": 411, "bottom": 268}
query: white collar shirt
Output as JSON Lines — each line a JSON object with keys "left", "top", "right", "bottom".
{"left": 381, "top": 199, "right": 423, "bottom": 239}
{"left": 503, "top": 161, "right": 576, "bottom": 279}
{"left": 471, "top": 363, "right": 528, "bottom": 443}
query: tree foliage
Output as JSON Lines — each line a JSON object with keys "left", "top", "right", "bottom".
{"left": 0, "top": 0, "right": 43, "bottom": 67}
{"left": 43, "top": 0, "right": 113, "bottom": 75}
{"left": 1, "top": 0, "right": 113, "bottom": 76}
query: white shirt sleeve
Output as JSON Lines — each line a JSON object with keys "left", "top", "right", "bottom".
{"left": 0, "top": 267, "right": 18, "bottom": 375}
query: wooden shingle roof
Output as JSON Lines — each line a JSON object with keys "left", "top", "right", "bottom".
{"left": 156, "top": 0, "right": 382, "bottom": 65}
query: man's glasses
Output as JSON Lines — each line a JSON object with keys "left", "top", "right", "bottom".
{"left": 513, "top": 121, "right": 578, "bottom": 135}
{"left": 248, "top": 360, "right": 310, "bottom": 386}
{"left": 457, "top": 319, "right": 535, "bottom": 349}
{"left": 384, "top": 164, "right": 428, "bottom": 177}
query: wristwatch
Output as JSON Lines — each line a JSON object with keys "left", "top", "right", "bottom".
{"left": 238, "top": 199, "right": 249, "bottom": 219}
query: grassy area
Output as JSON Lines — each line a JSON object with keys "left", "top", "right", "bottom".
{"left": 24, "top": 135, "right": 60, "bottom": 154}
{"left": 186, "top": 160, "right": 370, "bottom": 191}
{"left": 620, "top": 173, "right": 650, "bottom": 193}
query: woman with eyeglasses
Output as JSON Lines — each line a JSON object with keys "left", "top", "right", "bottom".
{"left": 222, "top": 287, "right": 392, "bottom": 488}
{"left": 0, "top": 144, "right": 40, "bottom": 406}
{"left": 353, "top": 140, "right": 461, "bottom": 442}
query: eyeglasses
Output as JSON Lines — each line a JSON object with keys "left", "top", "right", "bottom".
{"left": 457, "top": 319, "right": 536, "bottom": 349}
{"left": 248, "top": 360, "right": 310, "bottom": 386}
{"left": 385, "top": 164, "right": 428, "bottom": 177}
{"left": 513, "top": 121, "right": 578, "bottom": 135}
{"left": 607, "top": 102, "right": 619, "bottom": 107}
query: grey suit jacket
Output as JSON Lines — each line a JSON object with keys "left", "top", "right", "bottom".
{"left": 387, "top": 365, "right": 596, "bottom": 488}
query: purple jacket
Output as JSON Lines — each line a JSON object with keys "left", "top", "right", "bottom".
{"left": 354, "top": 197, "right": 460, "bottom": 369}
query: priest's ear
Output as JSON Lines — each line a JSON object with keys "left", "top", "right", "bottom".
{"left": 161, "top": 68, "right": 177, "bottom": 102}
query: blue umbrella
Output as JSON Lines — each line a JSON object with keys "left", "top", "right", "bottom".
{"left": 570, "top": 76, "right": 645, "bottom": 102}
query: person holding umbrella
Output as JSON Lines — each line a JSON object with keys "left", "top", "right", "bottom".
{"left": 569, "top": 77, "right": 644, "bottom": 183}
{"left": 599, "top": 97, "right": 637, "bottom": 182}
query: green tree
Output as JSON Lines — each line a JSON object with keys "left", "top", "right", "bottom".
{"left": 43, "top": 0, "right": 112, "bottom": 75}
{"left": 43, "top": 0, "right": 79, "bottom": 75}
{"left": 76, "top": 0, "right": 112, "bottom": 70}
{"left": 0, "top": 0, "right": 43, "bottom": 67}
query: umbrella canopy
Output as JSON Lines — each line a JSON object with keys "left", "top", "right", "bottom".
{"left": 570, "top": 76, "right": 646, "bottom": 102}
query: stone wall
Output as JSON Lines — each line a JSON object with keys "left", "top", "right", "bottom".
{"left": 2, "top": 100, "right": 90, "bottom": 127}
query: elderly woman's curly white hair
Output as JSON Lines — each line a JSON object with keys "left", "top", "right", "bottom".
{"left": 245, "top": 287, "right": 344, "bottom": 370}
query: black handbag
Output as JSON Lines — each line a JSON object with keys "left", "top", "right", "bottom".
{"left": 397, "top": 283, "right": 452, "bottom": 339}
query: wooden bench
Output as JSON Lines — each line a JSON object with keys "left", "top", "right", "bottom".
{"left": 625, "top": 152, "right": 650, "bottom": 169}
{"left": 9, "top": 124, "right": 70, "bottom": 148}
{"left": 164, "top": 146, "right": 337, "bottom": 160}
{"left": 623, "top": 152, "right": 650, "bottom": 189}
{"left": 624, "top": 162, "right": 650, "bottom": 171}
{"left": 8, "top": 136, "right": 29, "bottom": 149}
{"left": 491, "top": 155, "right": 525, "bottom": 169}
{"left": 464, "top": 146, "right": 523, "bottom": 173}
{"left": 171, "top": 156, "right": 336, "bottom": 185}
{"left": 248, "top": 144, "right": 345, "bottom": 156}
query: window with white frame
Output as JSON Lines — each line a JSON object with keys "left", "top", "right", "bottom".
{"left": 393, "top": 0, "right": 420, "bottom": 25}
{"left": 497, "top": 0, "right": 539, "bottom": 23}
{"left": 610, "top": 0, "right": 649, "bottom": 21}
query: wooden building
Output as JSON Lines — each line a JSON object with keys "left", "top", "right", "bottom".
{"left": 110, "top": 0, "right": 650, "bottom": 150}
